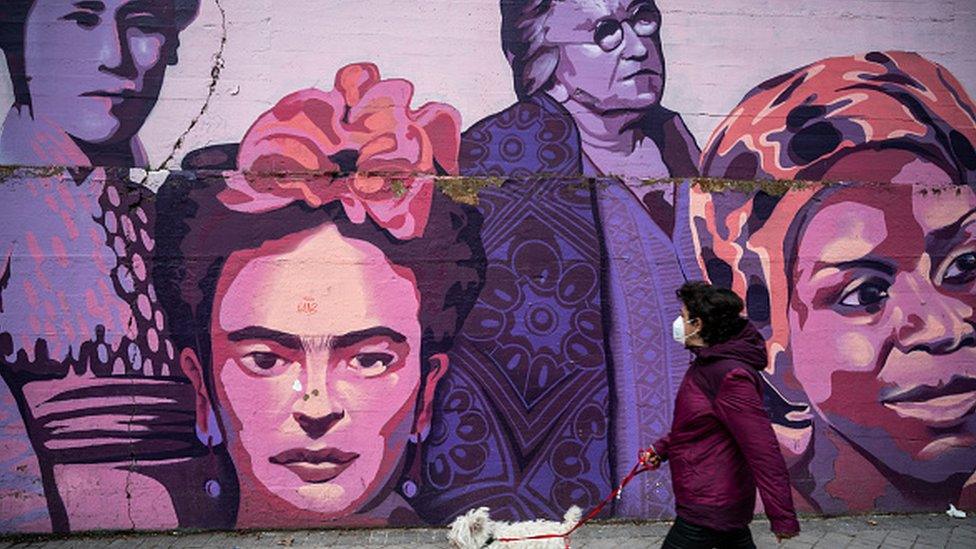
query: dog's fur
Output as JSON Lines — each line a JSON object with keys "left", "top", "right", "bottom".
{"left": 447, "top": 506, "right": 582, "bottom": 548}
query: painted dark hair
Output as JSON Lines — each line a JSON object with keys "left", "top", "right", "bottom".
{"left": 676, "top": 281, "right": 747, "bottom": 346}
{"left": 500, "top": 0, "right": 558, "bottom": 100}
{"left": 0, "top": 0, "right": 33, "bottom": 106}
{"left": 153, "top": 172, "right": 487, "bottom": 394}
{"left": 0, "top": 0, "right": 199, "bottom": 106}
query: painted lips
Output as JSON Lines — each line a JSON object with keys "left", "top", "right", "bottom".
{"left": 81, "top": 90, "right": 138, "bottom": 105}
{"left": 623, "top": 68, "right": 660, "bottom": 80}
{"left": 882, "top": 376, "right": 976, "bottom": 427}
{"left": 269, "top": 447, "right": 360, "bottom": 483}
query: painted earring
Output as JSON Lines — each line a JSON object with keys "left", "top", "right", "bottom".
{"left": 408, "top": 424, "right": 430, "bottom": 444}
{"left": 399, "top": 440, "right": 422, "bottom": 499}
{"left": 204, "top": 436, "right": 221, "bottom": 499}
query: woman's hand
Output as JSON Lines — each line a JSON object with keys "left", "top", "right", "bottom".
{"left": 639, "top": 448, "right": 662, "bottom": 468}
{"left": 775, "top": 531, "right": 798, "bottom": 542}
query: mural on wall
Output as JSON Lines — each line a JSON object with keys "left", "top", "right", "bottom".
{"left": 431, "top": 0, "right": 700, "bottom": 521}
{"left": 0, "top": 0, "right": 200, "bottom": 167}
{"left": 694, "top": 51, "right": 976, "bottom": 514}
{"left": 153, "top": 62, "right": 487, "bottom": 528}
{"left": 1, "top": 0, "right": 975, "bottom": 534}
{"left": 0, "top": 0, "right": 205, "bottom": 534}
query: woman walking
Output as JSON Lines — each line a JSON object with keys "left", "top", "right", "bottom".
{"left": 643, "top": 282, "right": 799, "bottom": 548}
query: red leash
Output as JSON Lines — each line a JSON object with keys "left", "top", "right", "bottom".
{"left": 496, "top": 459, "right": 653, "bottom": 548}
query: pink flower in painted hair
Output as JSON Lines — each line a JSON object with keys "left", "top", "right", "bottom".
{"left": 218, "top": 62, "right": 462, "bottom": 240}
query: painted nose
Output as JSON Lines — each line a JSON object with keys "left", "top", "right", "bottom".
{"left": 620, "top": 23, "right": 648, "bottom": 60}
{"left": 895, "top": 291, "right": 975, "bottom": 355}
{"left": 292, "top": 410, "right": 345, "bottom": 440}
{"left": 96, "top": 22, "right": 126, "bottom": 73}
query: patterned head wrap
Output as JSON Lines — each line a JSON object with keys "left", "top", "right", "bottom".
{"left": 701, "top": 51, "right": 976, "bottom": 183}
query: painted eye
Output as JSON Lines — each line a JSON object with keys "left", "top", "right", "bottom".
{"left": 124, "top": 13, "right": 167, "bottom": 32}
{"left": 944, "top": 252, "right": 976, "bottom": 285}
{"left": 62, "top": 12, "right": 100, "bottom": 29}
{"left": 631, "top": 6, "right": 660, "bottom": 36}
{"left": 240, "top": 352, "right": 289, "bottom": 376}
{"left": 594, "top": 20, "right": 624, "bottom": 51}
{"left": 348, "top": 353, "right": 395, "bottom": 377}
{"left": 839, "top": 279, "right": 891, "bottom": 308}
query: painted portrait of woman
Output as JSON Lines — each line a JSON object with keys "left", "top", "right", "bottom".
{"left": 441, "top": 0, "right": 702, "bottom": 519}
{"left": 0, "top": 0, "right": 202, "bottom": 533}
{"left": 154, "top": 63, "right": 487, "bottom": 527}
{"left": 0, "top": 0, "right": 199, "bottom": 166}
{"left": 694, "top": 51, "right": 976, "bottom": 513}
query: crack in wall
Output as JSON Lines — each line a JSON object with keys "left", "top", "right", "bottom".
{"left": 123, "top": 374, "right": 137, "bottom": 530}
{"left": 151, "top": 0, "right": 229, "bottom": 174}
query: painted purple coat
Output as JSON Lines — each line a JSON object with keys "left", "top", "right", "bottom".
{"left": 652, "top": 322, "right": 800, "bottom": 534}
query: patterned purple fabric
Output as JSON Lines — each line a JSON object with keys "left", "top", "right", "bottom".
{"left": 594, "top": 180, "right": 698, "bottom": 518}
{"left": 417, "top": 95, "right": 613, "bottom": 521}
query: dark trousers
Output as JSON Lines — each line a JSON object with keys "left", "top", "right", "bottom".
{"left": 661, "top": 517, "right": 756, "bottom": 549}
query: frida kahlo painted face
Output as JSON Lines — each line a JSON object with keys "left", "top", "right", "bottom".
{"left": 189, "top": 222, "right": 445, "bottom": 523}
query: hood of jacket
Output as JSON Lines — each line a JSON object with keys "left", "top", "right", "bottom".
{"left": 692, "top": 320, "right": 767, "bottom": 370}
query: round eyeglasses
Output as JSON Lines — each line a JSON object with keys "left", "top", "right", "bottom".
{"left": 593, "top": 6, "right": 661, "bottom": 52}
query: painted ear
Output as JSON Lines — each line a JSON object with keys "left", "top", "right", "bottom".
{"left": 412, "top": 354, "right": 450, "bottom": 441}
{"left": 165, "top": 36, "right": 182, "bottom": 66}
{"left": 181, "top": 348, "right": 222, "bottom": 445}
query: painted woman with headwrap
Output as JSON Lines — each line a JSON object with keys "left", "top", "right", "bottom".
{"left": 694, "top": 51, "right": 976, "bottom": 514}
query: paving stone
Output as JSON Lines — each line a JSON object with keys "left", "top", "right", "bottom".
{"left": 770, "top": 540, "right": 814, "bottom": 549}
{"left": 813, "top": 531, "right": 855, "bottom": 548}
{"left": 845, "top": 540, "right": 882, "bottom": 549}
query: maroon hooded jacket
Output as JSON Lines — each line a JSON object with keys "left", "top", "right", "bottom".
{"left": 652, "top": 322, "right": 800, "bottom": 534}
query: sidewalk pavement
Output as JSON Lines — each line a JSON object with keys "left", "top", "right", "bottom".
{"left": 2, "top": 513, "right": 973, "bottom": 548}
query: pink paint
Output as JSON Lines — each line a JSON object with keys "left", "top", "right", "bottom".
{"left": 121, "top": 215, "right": 137, "bottom": 243}
{"left": 197, "top": 222, "right": 437, "bottom": 527}
{"left": 131, "top": 252, "right": 147, "bottom": 282}
{"left": 22, "top": 279, "right": 38, "bottom": 309}
{"left": 137, "top": 294, "right": 152, "bottom": 321}
{"left": 50, "top": 235, "right": 69, "bottom": 268}
{"left": 147, "top": 327, "right": 159, "bottom": 353}
{"left": 57, "top": 209, "right": 80, "bottom": 241}
{"left": 24, "top": 231, "right": 44, "bottom": 265}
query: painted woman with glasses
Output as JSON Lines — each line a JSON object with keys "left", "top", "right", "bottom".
{"left": 444, "top": 0, "right": 702, "bottom": 520}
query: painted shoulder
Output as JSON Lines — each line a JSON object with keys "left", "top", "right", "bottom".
{"left": 459, "top": 95, "right": 581, "bottom": 177}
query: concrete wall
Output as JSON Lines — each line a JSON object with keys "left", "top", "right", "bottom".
{"left": 1, "top": 0, "right": 974, "bottom": 533}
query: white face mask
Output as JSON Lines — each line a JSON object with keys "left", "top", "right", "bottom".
{"left": 672, "top": 315, "right": 698, "bottom": 344}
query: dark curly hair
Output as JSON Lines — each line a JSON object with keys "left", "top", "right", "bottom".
{"left": 676, "top": 281, "right": 747, "bottom": 346}
{"left": 153, "top": 173, "right": 487, "bottom": 396}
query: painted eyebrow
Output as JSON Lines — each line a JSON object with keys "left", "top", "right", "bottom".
{"left": 816, "top": 258, "right": 897, "bottom": 277}
{"left": 225, "top": 326, "right": 407, "bottom": 351}
{"left": 330, "top": 327, "right": 407, "bottom": 350}
{"left": 74, "top": 1, "right": 105, "bottom": 10}
{"left": 226, "top": 326, "right": 303, "bottom": 350}
{"left": 120, "top": 0, "right": 165, "bottom": 14}
{"left": 925, "top": 207, "right": 976, "bottom": 254}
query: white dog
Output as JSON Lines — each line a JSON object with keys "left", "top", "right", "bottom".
{"left": 447, "top": 506, "right": 582, "bottom": 548}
